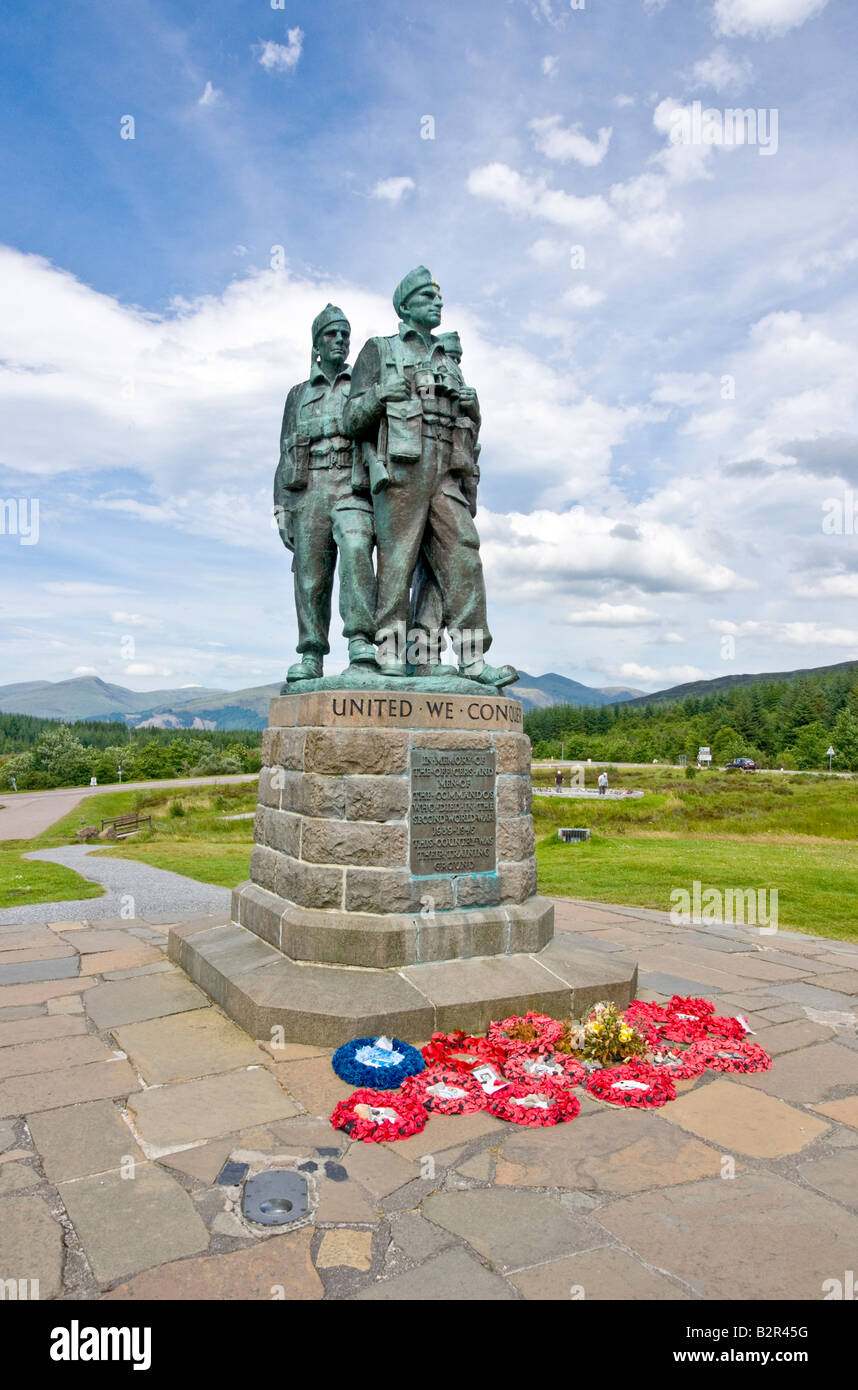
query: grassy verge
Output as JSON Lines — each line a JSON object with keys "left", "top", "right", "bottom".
{"left": 93, "top": 842, "right": 251, "bottom": 889}
{"left": 0, "top": 849, "right": 104, "bottom": 910}
{"left": 533, "top": 766, "right": 858, "bottom": 940}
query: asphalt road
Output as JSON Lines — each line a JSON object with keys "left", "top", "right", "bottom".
{"left": 0, "top": 773, "right": 257, "bottom": 842}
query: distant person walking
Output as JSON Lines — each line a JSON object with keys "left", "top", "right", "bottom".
{"left": 555, "top": 769, "right": 564, "bottom": 792}
{"left": 598, "top": 771, "right": 608, "bottom": 796}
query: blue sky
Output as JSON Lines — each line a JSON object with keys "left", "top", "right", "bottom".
{"left": 2, "top": 0, "right": 857, "bottom": 694}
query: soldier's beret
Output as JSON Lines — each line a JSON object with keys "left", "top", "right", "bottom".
{"left": 393, "top": 266, "right": 440, "bottom": 316}
{"left": 311, "top": 303, "right": 350, "bottom": 343}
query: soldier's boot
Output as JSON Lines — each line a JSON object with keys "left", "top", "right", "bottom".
{"left": 347, "top": 636, "right": 377, "bottom": 667}
{"left": 460, "top": 659, "right": 519, "bottom": 690}
{"left": 376, "top": 653, "right": 410, "bottom": 678}
{"left": 287, "top": 653, "right": 323, "bottom": 681}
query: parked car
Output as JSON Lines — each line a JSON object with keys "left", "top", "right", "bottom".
{"left": 725, "top": 757, "right": 758, "bottom": 772}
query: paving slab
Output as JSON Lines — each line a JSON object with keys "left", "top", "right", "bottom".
{"left": 751, "top": 1019, "right": 835, "bottom": 1055}
{"left": 0, "top": 942, "right": 77, "bottom": 964}
{"left": 268, "top": 1116, "right": 347, "bottom": 1153}
{"left": 58, "top": 929, "right": 141, "bottom": 953}
{"left": 343, "top": 1142, "right": 416, "bottom": 1197}
{"left": 156, "top": 1139, "right": 236, "bottom": 1185}
{"left": 597, "top": 1172, "right": 858, "bottom": 1300}
{"left": 315, "top": 1228, "right": 375, "bottom": 1270}
{"left": 27, "top": 1098, "right": 144, "bottom": 1183}
{"left": 0, "top": 1160, "right": 40, "bottom": 1193}
{"left": 382, "top": 1109, "right": 504, "bottom": 1160}
{"left": 422, "top": 1187, "right": 604, "bottom": 1273}
{"left": 812, "top": 1097, "right": 858, "bottom": 1130}
{"left": 0, "top": 978, "right": 95, "bottom": 1008}
{"left": 734, "top": 1041, "right": 858, "bottom": 1104}
{"left": 352, "top": 1245, "right": 514, "bottom": 1300}
{"left": 457, "top": 1150, "right": 493, "bottom": 1181}
{"left": 0, "top": 1014, "right": 88, "bottom": 1048}
{"left": 84, "top": 972, "right": 209, "bottom": 1029}
{"left": 0, "top": 957, "right": 80, "bottom": 986}
{"left": 495, "top": 1109, "right": 727, "bottom": 1195}
{"left": 315, "top": 1179, "right": 379, "bottom": 1224}
{"left": 101, "top": 1226, "right": 323, "bottom": 1300}
{"left": 126, "top": 1068, "right": 300, "bottom": 1150}
{"left": 47, "top": 994, "right": 85, "bottom": 1015}
{"left": 59, "top": 1162, "right": 210, "bottom": 1284}
{"left": 510, "top": 1246, "right": 690, "bottom": 1301}
{"left": 81, "top": 946, "right": 165, "bottom": 976}
{"left": 0, "top": 1004, "right": 46, "bottom": 1022}
{"left": 812, "top": 971, "right": 858, "bottom": 994}
{"left": 0, "top": 1033, "right": 115, "bottom": 1081}
{"left": 661, "top": 1077, "right": 829, "bottom": 1157}
{"left": 268, "top": 1054, "right": 354, "bottom": 1115}
{"left": 797, "top": 1152, "right": 858, "bottom": 1207}
{"left": 0, "top": 1195, "right": 63, "bottom": 1299}
{"left": 0, "top": 1057, "right": 139, "bottom": 1119}
{"left": 112, "top": 1009, "right": 264, "bottom": 1084}
{"left": 388, "top": 1210, "right": 456, "bottom": 1262}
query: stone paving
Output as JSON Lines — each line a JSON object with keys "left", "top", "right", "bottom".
{"left": 1, "top": 895, "right": 857, "bottom": 1301}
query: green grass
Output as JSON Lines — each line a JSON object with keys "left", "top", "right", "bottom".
{"left": 93, "top": 842, "right": 252, "bottom": 888}
{"left": 533, "top": 767, "right": 858, "bottom": 940}
{"left": 0, "top": 849, "right": 104, "bottom": 910}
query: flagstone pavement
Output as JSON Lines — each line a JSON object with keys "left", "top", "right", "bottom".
{"left": 1, "top": 896, "right": 857, "bottom": 1302}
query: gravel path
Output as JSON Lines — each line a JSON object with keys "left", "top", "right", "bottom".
{"left": 0, "top": 845, "right": 232, "bottom": 924}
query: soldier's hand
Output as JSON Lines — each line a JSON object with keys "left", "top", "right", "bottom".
{"left": 457, "top": 386, "right": 477, "bottom": 407}
{"left": 379, "top": 377, "right": 410, "bottom": 404}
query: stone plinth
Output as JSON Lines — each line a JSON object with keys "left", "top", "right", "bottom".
{"left": 170, "top": 692, "right": 637, "bottom": 1044}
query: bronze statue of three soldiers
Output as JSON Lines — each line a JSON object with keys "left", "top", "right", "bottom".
{"left": 274, "top": 267, "right": 515, "bottom": 689}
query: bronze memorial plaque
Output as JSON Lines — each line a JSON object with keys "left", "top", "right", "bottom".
{"left": 410, "top": 747, "right": 497, "bottom": 876}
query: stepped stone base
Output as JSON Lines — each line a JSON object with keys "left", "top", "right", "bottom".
{"left": 168, "top": 918, "right": 638, "bottom": 1047}
{"left": 166, "top": 689, "right": 638, "bottom": 1046}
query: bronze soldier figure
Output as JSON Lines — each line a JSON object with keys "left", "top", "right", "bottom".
{"left": 344, "top": 267, "right": 515, "bottom": 687}
{"left": 274, "top": 305, "right": 376, "bottom": 681}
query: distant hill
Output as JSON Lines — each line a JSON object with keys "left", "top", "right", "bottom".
{"left": 622, "top": 658, "right": 858, "bottom": 708}
{"left": 0, "top": 670, "right": 643, "bottom": 727}
{"left": 514, "top": 671, "right": 644, "bottom": 712}
{"left": 0, "top": 676, "right": 228, "bottom": 722}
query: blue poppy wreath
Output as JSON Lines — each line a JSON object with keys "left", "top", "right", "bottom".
{"left": 331, "top": 1035, "right": 425, "bottom": 1090}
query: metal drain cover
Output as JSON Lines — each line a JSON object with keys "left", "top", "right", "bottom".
{"left": 242, "top": 1170, "right": 309, "bottom": 1227}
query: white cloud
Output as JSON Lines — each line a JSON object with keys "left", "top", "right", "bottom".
{"left": 526, "top": 238, "right": 566, "bottom": 265}
{"left": 565, "top": 603, "right": 661, "bottom": 626}
{"left": 257, "top": 27, "right": 304, "bottom": 72}
{"left": 644, "top": 0, "right": 670, "bottom": 10}
{"left": 124, "top": 663, "right": 173, "bottom": 676}
{"left": 72, "top": 666, "right": 98, "bottom": 677}
{"left": 690, "top": 46, "right": 753, "bottom": 91}
{"left": 467, "top": 164, "right": 615, "bottom": 233}
{"left": 710, "top": 619, "right": 858, "bottom": 647}
{"left": 530, "top": 116, "right": 613, "bottom": 166}
{"left": 795, "top": 575, "right": 858, "bottom": 599}
{"left": 712, "top": 0, "right": 829, "bottom": 38}
{"left": 110, "top": 611, "right": 163, "bottom": 629}
{"left": 619, "top": 663, "right": 708, "bottom": 683}
{"left": 41, "top": 582, "right": 123, "bottom": 596}
{"left": 541, "top": 56, "right": 559, "bottom": 77}
{"left": 651, "top": 372, "right": 719, "bottom": 407}
{"left": 198, "top": 81, "right": 222, "bottom": 107}
{"left": 615, "top": 94, "right": 637, "bottom": 108}
{"left": 777, "top": 238, "right": 858, "bottom": 287}
{"left": 370, "top": 176, "right": 416, "bottom": 205}
{"left": 562, "top": 284, "right": 606, "bottom": 309}
{"left": 662, "top": 632, "right": 686, "bottom": 644}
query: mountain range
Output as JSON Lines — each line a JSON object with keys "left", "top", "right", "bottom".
{"left": 0, "top": 671, "right": 646, "bottom": 729}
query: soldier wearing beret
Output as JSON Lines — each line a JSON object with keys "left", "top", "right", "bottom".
{"left": 344, "top": 267, "right": 515, "bottom": 687}
{"left": 274, "top": 305, "right": 376, "bottom": 681}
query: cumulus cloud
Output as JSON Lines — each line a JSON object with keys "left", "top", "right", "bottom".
{"left": 370, "top": 176, "right": 416, "bottom": 204}
{"left": 257, "top": 27, "right": 304, "bottom": 72}
{"left": 712, "top": 0, "right": 829, "bottom": 38}
{"left": 124, "top": 663, "right": 174, "bottom": 676}
{"left": 467, "top": 164, "right": 614, "bottom": 233}
{"left": 618, "top": 663, "right": 708, "bottom": 683}
{"left": 72, "top": 666, "right": 99, "bottom": 677}
{"left": 690, "top": 46, "right": 753, "bottom": 91}
{"left": 198, "top": 81, "right": 222, "bottom": 107}
{"left": 562, "top": 284, "right": 606, "bottom": 309}
{"left": 710, "top": 618, "right": 858, "bottom": 647}
{"left": 541, "top": 56, "right": 559, "bottom": 77}
{"left": 530, "top": 116, "right": 613, "bottom": 166}
{"left": 564, "top": 603, "right": 661, "bottom": 626}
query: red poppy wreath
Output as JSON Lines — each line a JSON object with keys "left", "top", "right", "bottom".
{"left": 485, "top": 1079, "right": 580, "bottom": 1127}
{"left": 487, "top": 1011, "right": 565, "bottom": 1056}
{"left": 402, "top": 1062, "right": 486, "bottom": 1115}
{"left": 329, "top": 1087, "right": 427, "bottom": 1142}
{"left": 421, "top": 1031, "right": 505, "bottom": 1071}
{"left": 686, "top": 1038, "right": 772, "bottom": 1074}
{"left": 646, "top": 1046, "right": 707, "bottom": 1081}
{"left": 503, "top": 1050, "right": 586, "bottom": 1089}
{"left": 586, "top": 1061, "right": 677, "bottom": 1109}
